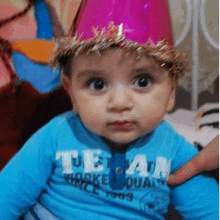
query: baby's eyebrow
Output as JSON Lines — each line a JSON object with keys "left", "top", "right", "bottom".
{"left": 131, "top": 66, "right": 156, "bottom": 76}
{"left": 76, "top": 70, "right": 104, "bottom": 79}
{"left": 130, "top": 66, "right": 168, "bottom": 82}
{"left": 132, "top": 64, "right": 159, "bottom": 71}
{"left": 132, "top": 67, "right": 149, "bottom": 72}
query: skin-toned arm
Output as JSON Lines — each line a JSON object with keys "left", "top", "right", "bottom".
{"left": 168, "top": 135, "right": 219, "bottom": 185}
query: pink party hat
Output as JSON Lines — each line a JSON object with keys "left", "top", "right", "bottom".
{"left": 71, "top": 0, "right": 174, "bottom": 45}
{"left": 50, "top": 0, "right": 188, "bottom": 81}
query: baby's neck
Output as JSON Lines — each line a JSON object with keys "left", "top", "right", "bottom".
{"left": 102, "top": 138, "right": 130, "bottom": 152}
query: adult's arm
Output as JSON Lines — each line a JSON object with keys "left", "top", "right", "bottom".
{"left": 168, "top": 135, "right": 219, "bottom": 185}
{"left": 170, "top": 136, "right": 219, "bottom": 220}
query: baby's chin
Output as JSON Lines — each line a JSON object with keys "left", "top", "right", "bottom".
{"left": 83, "top": 122, "right": 152, "bottom": 148}
{"left": 101, "top": 135, "right": 142, "bottom": 150}
{"left": 101, "top": 137, "right": 131, "bottom": 150}
{"left": 85, "top": 126, "right": 138, "bottom": 145}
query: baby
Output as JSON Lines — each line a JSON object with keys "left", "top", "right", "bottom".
{"left": 0, "top": 22, "right": 219, "bottom": 220}
{"left": 0, "top": 0, "right": 219, "bottom": 218}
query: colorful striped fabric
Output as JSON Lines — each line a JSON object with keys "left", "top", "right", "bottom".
{"left": 24, "top": 203, "right": 60, "bottom": 220}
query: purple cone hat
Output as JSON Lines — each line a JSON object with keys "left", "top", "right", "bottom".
{"left": 72, "top": 0, "right": 174, "bottom": 45}
{"left": 50, "top": 0, "right": 188, "bottom": 81}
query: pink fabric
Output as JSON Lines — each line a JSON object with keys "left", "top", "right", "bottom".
{"left": 72, "top": 0, "right": 174, "bottom": 45}
{"left": 0, "top": 3, "right": 36, "bottom": 88}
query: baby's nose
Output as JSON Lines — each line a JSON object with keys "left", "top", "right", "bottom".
{"left": 107, "top": 83, "right": 133, "bottom": 112}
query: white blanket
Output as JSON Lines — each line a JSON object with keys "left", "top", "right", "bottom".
{"left": 165, "top": 103, "right": 219, "bottom": 147}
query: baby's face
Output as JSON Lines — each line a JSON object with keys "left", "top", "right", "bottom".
{"left": 62, "top": 48, "right": 175, "bottom": 147}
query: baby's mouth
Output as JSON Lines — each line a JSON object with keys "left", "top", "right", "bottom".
{"left": 108, "top": 121, "right": 136, "bottom": 131}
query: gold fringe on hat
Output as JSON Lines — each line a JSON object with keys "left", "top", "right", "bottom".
{"left": 49, "top": 22, "right": 189, "bottom": 81}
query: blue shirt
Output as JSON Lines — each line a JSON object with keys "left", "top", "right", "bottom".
{"left": 0, "top": 111, "right": 219, "bottom": 219}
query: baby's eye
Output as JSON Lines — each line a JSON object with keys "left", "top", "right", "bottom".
{"left": 88, "top": 79, "right": 107, "bottom": 90}
{"left": 133, "top": 76, "right": 152, "bottom": 88}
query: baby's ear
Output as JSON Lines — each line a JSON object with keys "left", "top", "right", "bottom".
{"left": 61, "top": 74, "right": 71, "bottom": 93}
{"left": 167, "top": 88, "right": 176, "bottom": 112}
{"left": 61, "top": 74, "right": 78, "bottom": 113}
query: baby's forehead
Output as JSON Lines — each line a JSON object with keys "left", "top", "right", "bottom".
{"left": 71, "top": 48, "right": 159, "bottom": 69}
{"left": 69, "top": 48, "right": 170, "bottom": 83}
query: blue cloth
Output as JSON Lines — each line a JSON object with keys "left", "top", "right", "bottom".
{"left": 12, "top": 52, "right": 61, "bottom": 93}
{"left": 34, "top": 0, "right": 53, "bottom": 39}
{"left": 0, "top": 111, "right": 219, "bottom": 220}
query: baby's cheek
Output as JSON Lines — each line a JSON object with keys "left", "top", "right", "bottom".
{"left": 94, "top": 98, "right": 106, "bottom": 108}
{"left": 80, "top": 111, "right": 104, "bottom": 133}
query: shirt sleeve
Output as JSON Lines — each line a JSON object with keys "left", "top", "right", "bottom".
{"left": 170, "top": 136, "right": 219, "bottom": 220}
{"left": 0, "top": 119, "right": 59, "bottom": 220}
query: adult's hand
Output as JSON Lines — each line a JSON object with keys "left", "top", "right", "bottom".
{"left": 167, "top": 135, "right": 219, "bottom": 185}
